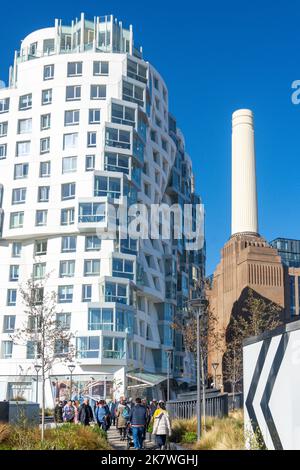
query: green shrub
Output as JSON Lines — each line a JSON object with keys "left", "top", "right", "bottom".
{"left": 0, "top": 423, "right": 111, "bottom": 450}
{"left": 182, "top": 431, "right": 197, "bottom": 443}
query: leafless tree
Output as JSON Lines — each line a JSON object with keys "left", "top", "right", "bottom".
{"left": 11, "top": 274, "right": 75, "bottom": 440}
{"left": 223, "top": 288, "right": 282, "bottom": 407}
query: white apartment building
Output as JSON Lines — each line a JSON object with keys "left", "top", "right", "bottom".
{"left": 0, "top": 13, "right": 205, "bottom": 407}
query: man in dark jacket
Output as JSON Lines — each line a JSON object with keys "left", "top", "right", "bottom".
{"left": 129, "top": 397, "right": 147, "bottom": 449}
{"left": 54, "top": 400, "right": 63, "bottom": 423}
{"left": 78, "top": 398, "right": 93, "bottom": 426}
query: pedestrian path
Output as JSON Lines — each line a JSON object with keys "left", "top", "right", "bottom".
{"left": 107, "top": 426, "right": 156, "bottom": 450}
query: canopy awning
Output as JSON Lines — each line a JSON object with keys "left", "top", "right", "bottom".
{"left": 126, "top": 371, "right": 167, "bottom": 389}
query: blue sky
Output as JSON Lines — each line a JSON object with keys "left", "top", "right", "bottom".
{"left": 1, "top": 0, "right": 299, "bottom": 274}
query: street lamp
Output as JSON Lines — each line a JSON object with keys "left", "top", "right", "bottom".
{"left": 186, "top": 296, "right": 208, "bottom": 441}
{"left": 67, "top": 364, "right": 75, "bottom": 400}
{"left": 34, "top": 364, "right": 41, "bottom": 404}
{"left": 165, "top": 349, "right": 173, "bottom": 402}
{"left": 212, "top": 362, "right": 219, "bottom": 389}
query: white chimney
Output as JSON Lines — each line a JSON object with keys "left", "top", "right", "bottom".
{"left": 231, "top": 109, "right": 258, "bottom": 236}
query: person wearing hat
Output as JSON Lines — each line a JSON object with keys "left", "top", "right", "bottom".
{"left": 152, "top": 401, "right": 172, "bottom": 450}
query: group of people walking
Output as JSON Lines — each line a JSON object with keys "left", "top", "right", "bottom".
{"left": 54, "top": 396, "right": 172, "bottom": 450}
{"left": 115, "top": 397, "right": 172, "bottom": 450}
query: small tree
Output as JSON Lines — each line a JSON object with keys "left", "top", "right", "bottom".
{"left": 223, "top": 288, "right": 282, "bottom": 406}
{"left": 12, "top": 274, "right": 75, "bottom": 440}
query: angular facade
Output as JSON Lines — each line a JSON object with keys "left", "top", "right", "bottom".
{"left": 0, "top": 14, "right": 204, "bottom": 406}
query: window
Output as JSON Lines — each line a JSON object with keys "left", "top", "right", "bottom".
{"left": 40, "top": 137, "right": 50, "bottom": 154}
{"left": 29, "top": 42, "right": 37, "bottom": 55}
{"left": 38, "top": 186, "right": 50, "bottom": 202}
{"left": 65, "top": 110, "right": 80, "bottom": 126}
{"left": 89, "top": 109, "right": 101, "bottom": 124}
{"left": 14, "top": 163, "right": 28, "bottom": 179}
{"left": 85, "top": 154, "right": 95, "bottom": 171}
{"left": 61, "top": 182, "right": 76, "bottom": 200}
{"left": 104, "top": 282, "right": 128, "bottom": 304}
{"left": 19, "top": 94, "right": 32, "bottom": 110}
{"left": 94, "top": 175, "right": 121, "bottom": 199}
{"left": 60, "top": 260, "right": 75, "bottom": 277}
{"left": 3, "top": 315, "right": 16, "bottom": 333}
{"left": 122, "top": 80, "right": 144, "bottom": 107}
{"left": 16, "top": 141, "right": 31, "bottom": 157}
{"left": 1, "top": 341, "right": 13, "bottom": 359}
{"left": 44, "top": 64, "right": 54, "bottom": 80}
{"left": 12, "top": 242, "right": 22, "bottom": 257}
{"left": 112, "top": 258, "right": 134, "bottom": 279}
{"left": 10, "top": 211, "right": 24, "bottom": 228}
{"left": 84, "top": 259, "right": 100, "bottom": 276}
{"left": 7, "top": 289, "right": 17, "bottom": 306}
{"left": 104, "top": 153, "right": 129, "bottom": 174}
{"left": 62, "top": 156, "right": 77, "bottom": 173}
{"left": 105, "top": 127, "right": 130, "bottom": 149}
{"left": 61, "top": 207, "right": 75, "bottom": 225}
{"left": 103, "top": 337, "right": 125, "bottom": 359}
{"left": 127, "top": 58, "right": 147, "bottom": 83}
{"left": 161, "top": 138, "right": 168, "bottom": 152}
{"left": 43, "top": 38, "right": 55, "bottom": 54}
{"left": 54, "top": 339, "right": 69, "bottom": 357}
{"left": 40, "top": 161, "right": 51, "bottom": 177}
{"left": 18, "top": 118, "right": 32, "bottom": 134}
{"left": 9, "top": 265, "right": 19, "bottom": 282}
{"left": 78, "top": 202, "right": 105, "bottom": 223}
{"left": 82, "top": 284, "right": 92, "bottom": 302}
{"left": 93, "top": 61, "right": 109, "bottom": 76}
{"left": 0, "top": 121, "right": 8, "bottom": 137}
{"left": 35, "top": 209, "right": 47, "bottom": 226}
{"left": 85, "top": 235, "right": 101, "bottom": 251}
{"left": 42, "top": 89, "right": 52, "bottom": 105}
{"left": 63, "top": 133, "right": 78, "bottom": 150}
{"left": 56, "top": 312, "right": 71, "bottom": 330}
{"left": 0, "top": 98, "right": 9, "bottom": 113}
{"left": 87, "top": 131, "right": 97, "bottom": 147}
{"left": 26, "top": 341, "right": 41, "bottom": 359}
{"left": 0, "top": 143, "right": 7, "bottom": 159}
{"left": 41, "top": 114, "right": 51, "bottom": 130}
{"left": 58, "top": 285, "right": 73, "bottom": 303}
{"left": 76, "top": 336, "right": 99, "bottom": 358}
{"left": 61, "top": 236, "right": 76, "bottom": 253}
{"left": 35, "top": 239, "right": 47, "bottom": 255}
{"left": 111, "top": 103, "right": 135, "bottom": 126}
{"left": 33, "top": 262, "right": 46, "bottom": 279}
{"left": 90, "top": 84, "right": 106, "bottom": 100}
{"left": 67, "top": 61, "right": 82, "bottom": 76}
{"left": 66, "top": 85, "right": 81, "bottom": 101}
{"left": 88, "top": 308, "right": 113, "bottom": 331}
{"left": 12, "top": 187, "right": 26, "bottom": 204}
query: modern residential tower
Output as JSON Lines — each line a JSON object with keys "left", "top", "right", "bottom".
{"left": 0, "top": 14, "right": 205, "bottom": 405}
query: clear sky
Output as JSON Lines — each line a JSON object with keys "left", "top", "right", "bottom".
{"left": 1, "top": 0, "right": 299, "bottom": 274}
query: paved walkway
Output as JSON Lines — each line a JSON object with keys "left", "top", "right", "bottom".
{"left": 107, "top": 426, "right": 156, "bottom": 450}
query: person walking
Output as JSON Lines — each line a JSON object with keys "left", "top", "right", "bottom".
{"left": 72, "top": 400, "right": 79, "bottom": 424}
{"left": 63, "top": 400, "right": 75, "bottom": 423}
{"left": 54, "top": 400, "right": 63, "bottom": 423}
{"left": 109, "top": 399, "right": 117, "bottom": 426}
{"left": 129, "top": 397, "right": 147, "bottom": 450}
{"left": 78, "top": 398, "right": 94, "bottom": 426}
{"left": 95, "top": 400, "right": 110, "bottom": 431}
{"left": 152, "top": 401, "right": 172, "bottom": 450}
{"left": 116, "top": 398, "right": 129, "bottom": 440}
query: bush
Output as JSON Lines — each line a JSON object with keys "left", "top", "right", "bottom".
{"left": 0, "top": 423, "right": 111, "bottom": 450}
{"left": 182, "top": 431, "right": 197, "bottom": 443}
{"left": 170, "top": 411, "right": 245, "bottom": 450}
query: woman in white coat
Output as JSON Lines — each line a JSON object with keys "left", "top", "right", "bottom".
{"left": 152, "top": 401, "right": 172, "bottom": 449}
